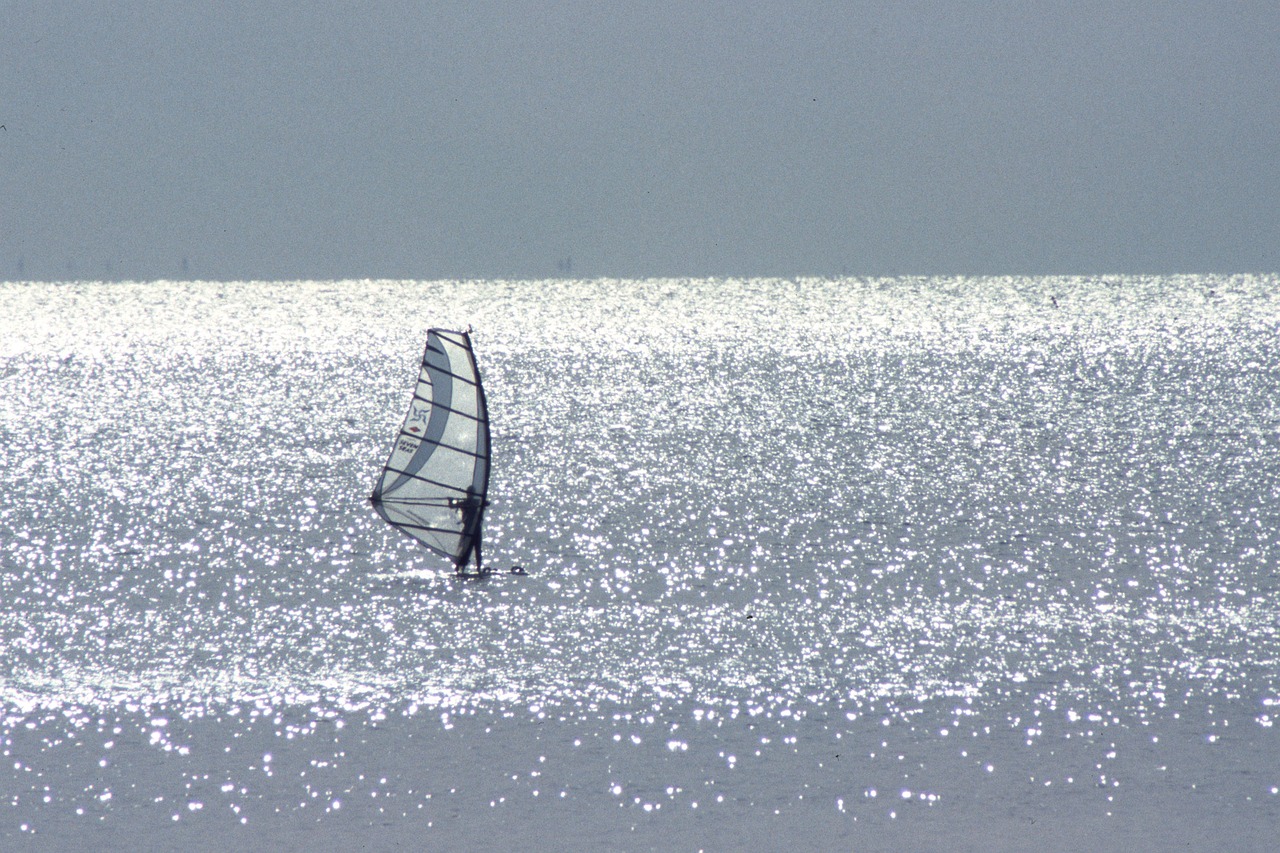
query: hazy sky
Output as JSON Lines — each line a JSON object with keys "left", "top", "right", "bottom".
{"left": 3, "top": 1, "right": 1277, "bottom": 280}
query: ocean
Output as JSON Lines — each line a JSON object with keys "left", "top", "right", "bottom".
{"left": 1, "top": 276, "right": 1278, "bottom": 850}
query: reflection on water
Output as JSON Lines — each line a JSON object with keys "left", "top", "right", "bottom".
{"left": 2, "top": 276, "right": 1278, "bottom": 842}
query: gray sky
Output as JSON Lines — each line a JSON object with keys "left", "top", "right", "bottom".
{"left": 3, "top": 1, "right": 1277, "bottom": 280}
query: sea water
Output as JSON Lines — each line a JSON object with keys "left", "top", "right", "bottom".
{"left": 1, "top": 276, "right": 1278, "bottom": 850}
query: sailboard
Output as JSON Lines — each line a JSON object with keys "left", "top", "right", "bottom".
{"left": 370, "top": 328, "right": 491, "bottom": 573}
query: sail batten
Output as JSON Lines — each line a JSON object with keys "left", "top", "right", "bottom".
{"left": 389, "top": 437, "right": 490, "bottom": 459}
{"left": 407, "top": 396, "right": 486, "bottom": 420}
{"left": 413, "top": 368, "right": 481, "bottom": 387}
{"left": 370, "top": 329, "right": 491, "bottom": 570}
{"left": 380, "top": 466, "right": 482, "bottom": 492}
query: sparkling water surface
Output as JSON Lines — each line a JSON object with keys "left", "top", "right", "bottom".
{"left": 1, "top": 276, "right": 1278, "bottom": 849}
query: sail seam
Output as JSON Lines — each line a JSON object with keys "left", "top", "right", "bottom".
{"left": 421, "top": 365, "right": 480, "bottom": 388}
{"left": 380, "top": 466, "right": 480, "bottom": 492}
{"left": 408, "top": 394, "right": 484, "bottom": 422}
{"left": 382, "top": 521, "right": 460, "bottom": 535}
{"left": 430, "top": 331, "right": 468, "bottom": 347}
{"left": 399, "top": 438, "right": 489, "bottom": 460}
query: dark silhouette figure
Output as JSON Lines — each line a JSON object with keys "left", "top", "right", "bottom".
{"left": 449, "top": 485, "right": 487, "bottom": 573}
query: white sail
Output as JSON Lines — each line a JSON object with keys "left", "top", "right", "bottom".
{"left": 370, "top": 329, "right": 490, "bottom": 570}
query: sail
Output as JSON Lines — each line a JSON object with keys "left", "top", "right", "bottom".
{"left": 370, "top": 329, "right": 491, "bottom": 569}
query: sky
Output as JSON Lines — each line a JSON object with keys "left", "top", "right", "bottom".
{"left": 2, "top": 1, "right": 1277, "bottom": 280}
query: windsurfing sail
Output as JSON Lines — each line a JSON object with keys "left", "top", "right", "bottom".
{"left": 370, "top": 329, "right": 491, "bottom": 571}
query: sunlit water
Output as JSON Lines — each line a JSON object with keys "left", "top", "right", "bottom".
{"left": 2, "top": 277, "right": 1278, "bottom": 849}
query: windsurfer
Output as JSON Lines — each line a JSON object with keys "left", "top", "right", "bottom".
{"left": 449, "top": 485, "right": 488, "bottom": 573}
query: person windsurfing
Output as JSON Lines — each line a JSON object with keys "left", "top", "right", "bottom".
{"left": 450, "top": 484, "right": 488, "bottom": 574}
